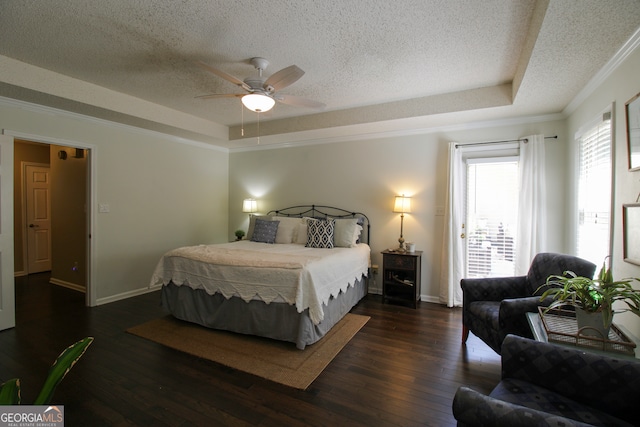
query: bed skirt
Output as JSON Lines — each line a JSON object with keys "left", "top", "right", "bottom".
{"left": 161, "top": 276, "right": 368, "bottom": 349}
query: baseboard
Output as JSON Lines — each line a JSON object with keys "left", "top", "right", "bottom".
{"left": 421, "top": 295, "right": 440, "bottom": 304}
{"left": 14, "top": 270, "right": 27, "bottom": 277}
{"left": 95, "top": 284, "right": 162, "bottom": 306}
{"left": 49, "top": 277, "right": 86, "bottom": 293}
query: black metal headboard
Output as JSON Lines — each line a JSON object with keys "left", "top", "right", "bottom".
{"left": 266, "top": 204, "right": 371, "bottom": 245}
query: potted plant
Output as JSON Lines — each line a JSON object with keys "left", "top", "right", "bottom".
{"left": 538, "top": 257, "right": 640, "bottom": 338}
{"left": 0, "top": 337, "right": 93, "bottom": 404}
{"left": 234, "top": 229, "right": 245, "bottom": 241}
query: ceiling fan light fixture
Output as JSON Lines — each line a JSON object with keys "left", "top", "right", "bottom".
{"left": 241, "top": 93, "right": 275, "bottom": 112}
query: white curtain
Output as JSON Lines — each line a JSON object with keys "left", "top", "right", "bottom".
{"left": 515, "top": 134, "right": 547, "bottom": 274}
{"left": 439, "top": 142, "right": 465, "bottom": 307}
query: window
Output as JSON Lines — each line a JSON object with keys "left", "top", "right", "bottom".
{"left": 576, "top": 112, "right": 612, "bottom": 265}
{"left": 466, "top": 157, "right": 519, "bottom": 278}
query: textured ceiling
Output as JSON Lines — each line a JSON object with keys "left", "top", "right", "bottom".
{"left": 0, "top": 0, "right": 639, "bottom": 149}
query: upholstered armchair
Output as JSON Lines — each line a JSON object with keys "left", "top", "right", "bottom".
{"left": 461, "top": 252, "right": 596, "bottom": 354}
{"left": 453, "top": 334, "right": 640, "bottom": 426}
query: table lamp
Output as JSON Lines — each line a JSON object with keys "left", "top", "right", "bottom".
{"left": 393, "top": 195, "right": 411, "bottom": 252}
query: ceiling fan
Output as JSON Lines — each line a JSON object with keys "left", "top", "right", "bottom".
{"left": 196, "top": 57, "right": 325, "bottom": 113}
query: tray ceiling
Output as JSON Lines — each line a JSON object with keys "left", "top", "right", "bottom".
{"left": 0, "top": 0, "right": 639, "bottom": 148}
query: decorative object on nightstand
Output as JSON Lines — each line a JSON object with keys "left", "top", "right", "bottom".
{"left": 392, "top": 194, "right": 411, "bottom": 252}
{"left": 382, "top": 249, "right": 422, "bottom": 308}
{"left": 242, "top": 198, "right": 258, "bottom": 214}
{"left": 234, "top": 229, "right": 245, "bottom": 241}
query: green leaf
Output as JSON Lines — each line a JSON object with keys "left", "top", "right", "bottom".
{"left": 0, "top": 378, "right": 21, "bottom": 405}
{"left": 33, "top": 337, "right": 93, "bottom": 405}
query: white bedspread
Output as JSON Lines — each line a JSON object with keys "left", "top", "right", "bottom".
{"left": 149, "top": 241, "right": 370, "bottom": 324}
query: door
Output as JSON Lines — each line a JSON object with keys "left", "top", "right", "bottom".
{"left": 0, "top": 135, "right": 15, "bottom": 331}
{"left": 25, "top": 164, "right": 52, "bottom": 273}
{"left": 464, "top": 157, "right": 519, "bottom": 278}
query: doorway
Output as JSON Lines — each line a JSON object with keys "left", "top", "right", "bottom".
{"left": 465, "top": 157, "right": 519, "bottom": 278}
{"left": 14, "top": 139, "right": 91, "bottom": 304}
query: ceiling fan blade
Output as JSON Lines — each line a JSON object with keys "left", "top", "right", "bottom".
{"left": 274, "top": 94, "right": 325, "bottom": 109}
{"left": 264, "top": 65, "right": 304, "bottom": 92}
{"left": 195, "top": 61, "right": 251, "bottom": 92}
{"left": 195, "top": 93, "right": 244, "bottom": 100}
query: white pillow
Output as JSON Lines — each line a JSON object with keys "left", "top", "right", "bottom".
{"left": 295, "top": 223, "right": 308, "bottom": 244}
{"left": 333, "top": 218, "right": 360, "bottom": 247}
{"left": 274, "top": 216, "right": 303, "bottom": 243}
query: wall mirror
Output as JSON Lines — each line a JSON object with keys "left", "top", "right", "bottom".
{"left": 626, "top": 92, "right": 640, "bottom": 171}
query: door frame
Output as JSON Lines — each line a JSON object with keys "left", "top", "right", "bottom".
{"left": 4, "top": 130, "right": 97, "bottom": 307}
{"left": 457, "top": 143, "right": 519, "bottom": 278}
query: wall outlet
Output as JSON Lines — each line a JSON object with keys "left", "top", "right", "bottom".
{"left": 436, "top": 206, "right": 445, "bottom": 216}
{"left": 99, "top": 203, "right": 110, "bottom": 213}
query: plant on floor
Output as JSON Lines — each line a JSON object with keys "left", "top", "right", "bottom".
{"left": 538, "top": 257, "right": 640, "bottom": 334}
{"left": 0, "top": 336, "right": 94, "bottom": 405}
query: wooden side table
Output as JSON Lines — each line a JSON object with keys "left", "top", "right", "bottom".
{"left": 381, "top": 249, "right": 422, "bottom": 308}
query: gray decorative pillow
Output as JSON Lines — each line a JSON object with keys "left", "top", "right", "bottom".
{"left": 306, "top": 218, "right": 335, "bottom": 249}
{"left": 251, "top": 218, "right": 280, "bottom": 244}
{"left": 246, "top": 214, "right": 271, "bottom": 240}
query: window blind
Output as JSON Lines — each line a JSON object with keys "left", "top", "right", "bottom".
{"left": 466, "top": 158, "right": 519, "bottom": 278}
{"left": 576, "top": 113, "right": 612, "bottom": 265}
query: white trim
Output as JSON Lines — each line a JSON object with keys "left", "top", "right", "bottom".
{"left": 565, "top": 27, "right": 640, "bottom": 115}
{"left": 229, "top": 113, "right": 566, "bottom": 153}
{"left": 0, "top": 96, "right": 229, "bottom": 153}
{"left": 4, "top": 129, "right": 99, "bottom": 306}
{"left": 95, "top": 284, "right": 162, "bottom": 306}
{"left": 421, "top": 294, "right": 439, "bottom": 304}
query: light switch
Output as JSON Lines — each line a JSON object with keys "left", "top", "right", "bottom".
{"left": 99, "top": 203, "right": 110, "bottom": 213}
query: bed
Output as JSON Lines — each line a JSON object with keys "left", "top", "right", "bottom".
{"left": 150, "top": 205, "right": 371, "bottom": 349}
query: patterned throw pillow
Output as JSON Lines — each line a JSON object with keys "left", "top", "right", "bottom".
{"left": 306, "top": 218, "right": 335, "bottom": 248}
{"left": 251, "top": 218, "right": 280, "bottom": 244}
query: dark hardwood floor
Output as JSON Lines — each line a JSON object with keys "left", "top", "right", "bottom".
{"left": 2, "top": 273, "right": 500, "bottom": 426}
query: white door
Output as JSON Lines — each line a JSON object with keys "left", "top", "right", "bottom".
{"left": 465, "top": 157, "right": 519, "bottom": 278}
{"left": 25, "top": 165, "right": 52, "bottom": 273}
{"left": 0, "top": 135, "right": 15, "bottom": 331}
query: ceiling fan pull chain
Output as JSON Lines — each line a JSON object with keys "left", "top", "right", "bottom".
{"left": 241, "top": 101, "right": 244, "bottom": 137}
{"left": 257, "top": 112, "right": 260, "bottom": 144}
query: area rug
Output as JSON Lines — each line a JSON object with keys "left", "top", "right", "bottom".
{"left": 127, "top": 313, "right": 369, "bottom": 390}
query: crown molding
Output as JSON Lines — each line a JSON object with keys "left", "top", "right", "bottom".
{"left": 0, "top": 96, "right": 229, "bottom": 153}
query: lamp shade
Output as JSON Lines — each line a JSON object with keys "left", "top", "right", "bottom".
{"left": 241, "top": 93, "right": 275, "bottom": 112}
{"left": 242, "top": 198, "right": 257, "bottom": 213}
{"left": 393, "top": 195, "right": 412, "bottom": 213}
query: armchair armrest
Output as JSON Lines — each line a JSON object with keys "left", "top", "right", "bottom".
{"left": 452, "top": 386, "right": 592, "bottom": 427}
{"left": 461, "top": 276, "right": 528, "bottom": 305}
{"left": 497, "top": 296, "right": 554, "bottom": 339}
{"left": 501, "top": 335, "right": 640, "bottom": 421}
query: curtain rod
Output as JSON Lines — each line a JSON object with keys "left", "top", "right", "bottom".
{"left": 455, "top": 135, "right": 557, "bottom": 148}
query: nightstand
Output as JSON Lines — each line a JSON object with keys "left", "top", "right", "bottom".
{"left": 381, "top": 249, "right": 422, "bottom": 308}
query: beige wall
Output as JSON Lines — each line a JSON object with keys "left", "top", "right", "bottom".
{"left": 229, "top": 118, "right": 567, "bottom": 300}
{"left": 567, "top": 45, "right": 640, "bottom": 337}
{"left": 1, "top": 102, "right": 229, "bottom": 304}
